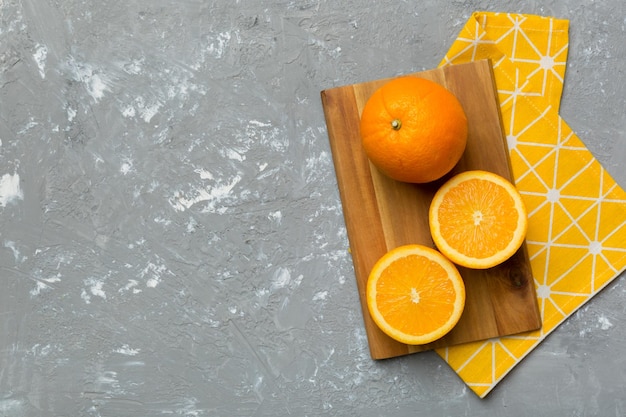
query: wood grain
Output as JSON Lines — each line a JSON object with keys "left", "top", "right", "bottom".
{"left": 320, "top": 60, "right": 542, "bottom": 360}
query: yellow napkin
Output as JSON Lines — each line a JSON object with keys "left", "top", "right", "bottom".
{"left": 436, "top": 11, "right": 626, "bottom": 398}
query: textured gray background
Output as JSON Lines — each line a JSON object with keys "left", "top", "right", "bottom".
{"left": 1, "top": 0, "right": 625, "bottom": 416}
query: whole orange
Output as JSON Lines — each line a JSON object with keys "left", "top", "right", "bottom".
{"left": 359, "top": 76, "right": 468, "bottom": 183}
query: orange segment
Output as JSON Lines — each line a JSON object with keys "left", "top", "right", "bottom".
{"left": 429, "top": 170, "right": 528, "bottom": 269}
{"left": 366, "top": 244, "right": 466, "bottom": 345}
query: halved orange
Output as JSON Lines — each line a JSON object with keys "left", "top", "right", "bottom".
{"left": 366, "top": 244, "right": 465, "bottom": 345}
{"left": 429, "top": 170, "right": 528, "bottom": 269}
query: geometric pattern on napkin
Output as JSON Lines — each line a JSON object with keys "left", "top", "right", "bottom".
{"left": 436, "top": 12, "right": 626, "bottom": 398}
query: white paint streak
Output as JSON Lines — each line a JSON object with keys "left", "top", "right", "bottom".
{"left": 313, "top": 290, "right": 328, "bottom": 301}
{"left": 66, "top": 106, "right": 77, "bottom": 122}
{"left": 4, "top": 240, "right": 23, "bottom": 262}
{"left": 0, "top": 172, "right": 24, "bottom": 207}
{"left": 206, "top": 317, "right": 221, "bottom": 328}
{"left": 82, "top": 278, "right": 106, "bottom": 303}
{"left": 167, "top": 79, "right": 188, "bottom": 100}
{"left": 170, "top": 397, "right": 202, "bottom": 417}
{"left": 30, "top": 343, "right": 53, "bottom": 357}
{"left": 598, "top": 315, "right": 613, "bottom": 330}
{"left": 66, "top": 56, "right": 109, "bottom": 102}
{"left": 270, "top": 269, "right": 303, "bottom": 292}
{"left": 120, "top": 58, "right": 144, "bottom": 75}
{"left": 268, "top": 210, "right": 282, "bottom": 224}
{"left": 141, "top": 261, "right": 171, "bottom": 288}
{"left": 186, "top": 217, "right": 198, "bottom": 233}
{"left": 271, "top": 267, "right": 291, "bottom": 290}
{"left": 90, "top": 280, "right": 106, "bottom": 299}
{"left": 224, "top": 148, "right": 245, "bottom": 162}
{"left": 43, "top": 274, "right": 61, "bottom": 284}
{"left": 17, "top": 119, "right": 37, "bottom": 135}
{"left": 123, "top": 361, "right": 146, "bottom": 367}
{"left": 139, "top": 102, "right": 162, "bottom": 123}
{"left": 120, "top": 159, "right": 134, "bottom": 175}
{"left": 248, "top": 120, "right": 272, "bottom": 127}
{"left": 96, "top": 371, "right": 123, "bottom": 395}
{"left": 119, "top": 279, "right": 142, "bottom": 294}
{"left": 29, "top": 274, "right": 60, "bottom": 296}
{"left": 154, "top": 216, "right": 172, "bottom": 226}
{"left": 294, "top": 274, "right": 303, "bottom": 287}
{"left": 33, "top": 43, "right": 48, "bottom": 78}
{"left": 30, "top": 281, "right": 49, "bottom": 297}
{"left": 170, "top": 174, "right": 241, "bottom": 212}
{"left": 133, "top": 96, "right": 162, "bottom": 123}
{"left": 115, "top": 344, "right": 141, "bottom": 356}
{"left": 122, "top": 105, "right": 136, "bottom": 118}
{"left": 207, "top": 31, "right": 232, "bottom": 58}
{"left": 195, "top": 168, "right": 213, "bottom": 180}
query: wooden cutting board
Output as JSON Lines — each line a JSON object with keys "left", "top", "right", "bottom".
{"left": 320, "top": 60, "right": 542, "bottom": 360}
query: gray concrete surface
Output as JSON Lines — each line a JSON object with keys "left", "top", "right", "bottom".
{"left": 1, "top": 0, "right": 625, "bottom": 416}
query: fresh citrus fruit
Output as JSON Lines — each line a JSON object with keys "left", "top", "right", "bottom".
{"left": 366, "top": 244, "right": 466, "bottom": 345}
{"left": 429, "top": 170, "right": 528, "bottom": 269}
{"left": 359, "top": 76, "right": 468, "bottom": 183}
